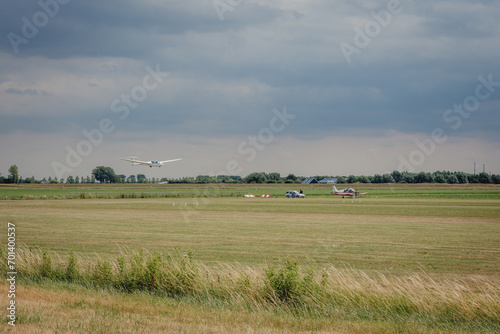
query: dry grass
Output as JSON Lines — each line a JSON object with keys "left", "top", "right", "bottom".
{"left": 3, "top": 247, "right": 499, "bottom": 333}
{"left": 2, "top": 197, "right": 499, "bottom": 274}
{"left": 1, "top": 185, "right": 499, "bottom": 332}
{"left": 1, "top": 281, "right": 400, "bottom": 334}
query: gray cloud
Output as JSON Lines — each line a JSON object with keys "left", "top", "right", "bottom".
{"left": 0, "top": 0, "right": 285, "bottom": 58}
{"left": 4, "top": 87, "right": 47, "bottom": 96}
{"left": 0, "top": 0, "right": 499, "bottom": 176}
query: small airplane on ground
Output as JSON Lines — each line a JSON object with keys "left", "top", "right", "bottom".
{"left": 120, "top": 157, "right": 182, "bottom": 168}
{"left": 331, "top": 186, "right": 367, "bottom": 199}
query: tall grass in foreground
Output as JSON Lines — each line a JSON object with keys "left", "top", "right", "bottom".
{"left": 2, "top": 247, "right": 499, "bottom": 332}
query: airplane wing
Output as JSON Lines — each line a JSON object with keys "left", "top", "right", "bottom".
{"left": 120, "top": 158, "right": 152, "bottom": 166}
{"left": 160, "top": 158, "right": 182, "bottom": 163}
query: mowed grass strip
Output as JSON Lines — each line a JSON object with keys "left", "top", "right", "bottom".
{"left": 4, "top": 195, "right": 500, "bottom": 216}
{"left": 1, "top": 183, "right": 500, "bottom": 199}
{"left": 2, "top": 197, "right": 499, "bottom": 275}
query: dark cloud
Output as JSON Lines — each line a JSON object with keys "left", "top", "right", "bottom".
{"left": 415, "top": 1, "right": 500, "bottom": 39}
{"left": 0, "top": 0, "right": 499, "bottom": 143}
{"left": 4, "top": 87, "right": 45, "bottom": 96}
{"left": 0, "top": 0, "right": 285, "bottom": 58}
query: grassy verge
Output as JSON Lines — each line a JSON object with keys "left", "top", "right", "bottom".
{"left": 3, "top": 247, "right": 499, "bottom": 333}
{"left": 1, "top": 185, "right": 499, "bottom": 332}
{"left": 1, "top": 183, "right": 500, "bottom": 200}
{"left": 2, "top": 197, "right": 499, "bottom": 273}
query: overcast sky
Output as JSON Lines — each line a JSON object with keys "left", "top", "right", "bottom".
{"left": 1, "top": 0, "right": 499, "bottom": 180}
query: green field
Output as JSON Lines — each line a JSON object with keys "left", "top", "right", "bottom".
{"left": 2, "top": 183, "right": 500, "bottom": 200}
{"left": 1, "top": 184, "right": 499, "bottom": 333}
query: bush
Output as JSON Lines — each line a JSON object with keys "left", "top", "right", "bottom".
{"left": 9, "top": 247, "right": 500, "bottom": 332}
{"left": 265, "top": 257, "right": 305, "bottom": 303}
{"left": 65, "top": 251, "right": 79, "bottom": 281}
{"left": 92, "top": 260, "right": 113, "bottom": 286}
{"left": 108, "top": 249, "right": 198, "bottom": 296}
{"left": 40, "top": 249, "right": 53, "bottom": 279}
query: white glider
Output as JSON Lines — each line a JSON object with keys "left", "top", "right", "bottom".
{"left": 120, "top": 157, "right": 182, "bottom": 168}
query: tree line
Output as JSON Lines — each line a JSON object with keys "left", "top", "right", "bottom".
{"left": 1, "top": 165, "right": 499, "bottom": 184}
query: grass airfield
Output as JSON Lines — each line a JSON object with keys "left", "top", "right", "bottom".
{"left": 1, "top": 183, "right": 500, "bottom": 333}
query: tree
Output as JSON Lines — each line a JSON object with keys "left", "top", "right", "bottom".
{"left": 335, "top": 176, "right": 347, "bottom": 184}
{"left": 357, "top": 175, "right": 370, "bottom": 183}
{"left": 8, "top": 165, "right": 19, "bottom": 184}
{"left": 382, "top": 174, "right": 395, "bottom": 183}
{"left": 468, "top": 174, "right": 479, "bottom": 183}
{"left": 266, "top": 172, "right": 281, "bottom": 183}
{"left": 455, "top": 172, "right": 469, "bottom": 184}
{"left": 447, "top": 175, "right": 459, "bottom": 184}
{"left": 478, "top": 172, "right": 492, "bottom": 184}
{"left": 25, "top": 176, "right": 37, "bottom": 184}
{"left": 245, "top": 172, "right": 267, "bottom": 184}
{"left": 400, "top": 172, "right": 416, "bottom": 183}
{"left": 92, "top": 166, "right": 119, "bottom": 183}
{"left": 391, "top": 170, "right": 402, "bottom": 183}
{"left": 372, "top": 174, "right": 383, "bottom": 183}
{"left": 347, "top": 175, "right": 358, "bottom": 183}
{"left": 196, "top": 175, "right": 211, "bottom": 184}
{"left": 434, "top": 173, "right": 446, "bottom": 183}
{"left": 416, "top": 172, "right": 433, "bottom": 183}
{"left": 216, "top": 175, "right": 233, "bottom": 183}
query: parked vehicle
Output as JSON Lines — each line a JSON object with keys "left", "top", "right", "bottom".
{"left": 285, "top": 190, "right": 305, "bottom": 198}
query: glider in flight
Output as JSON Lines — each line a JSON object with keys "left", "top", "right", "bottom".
{"left": 120, "top": 157, "right": 182, "bottom": 168}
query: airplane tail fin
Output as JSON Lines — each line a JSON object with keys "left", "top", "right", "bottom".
{"left": 333, "top": 186, "right": 339, "bottom": 192}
